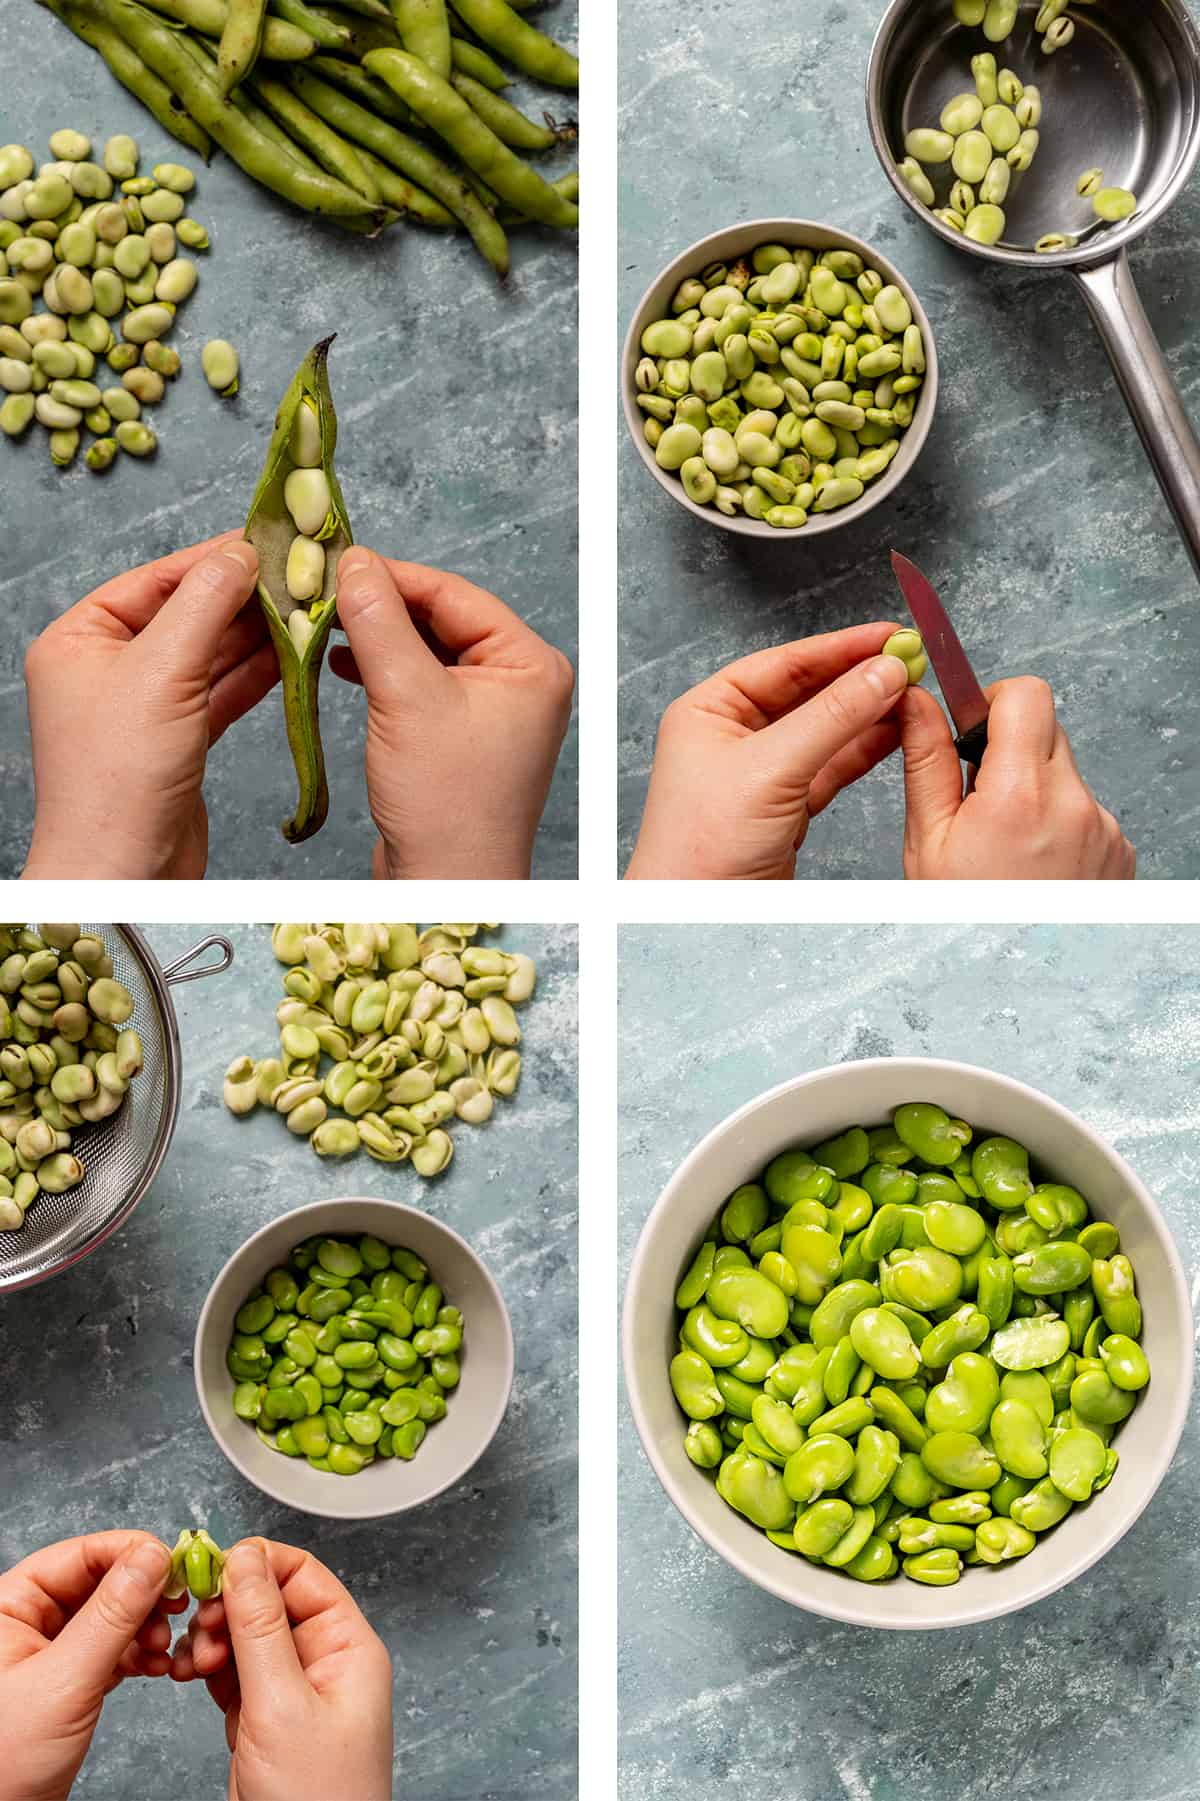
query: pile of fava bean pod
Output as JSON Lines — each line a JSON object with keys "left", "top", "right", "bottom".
{"left": 33, "top": 0, "right": 578, "bottom": 279}
{"left": 0, "top": 924, "right": 144, "bottom": 1234}
{"left": 670, "top": 1103, "right": 1150, "bottom": 1587}
{"left": 635, "top": 242, "right": 927, "bottom": 529}
{"left": 223, "top": 922, "right": 532, "bottom": 1175}
{"left": 228, "top": 1232, "right": 461, "bottom": 1473}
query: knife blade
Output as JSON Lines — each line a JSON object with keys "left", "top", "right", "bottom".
{"left": 890, "top": 551, "right": 990, "bottom": 768}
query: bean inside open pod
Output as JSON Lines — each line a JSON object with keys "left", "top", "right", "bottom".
{"left": 245, "top": 335, "right": 352, "bottom": 845}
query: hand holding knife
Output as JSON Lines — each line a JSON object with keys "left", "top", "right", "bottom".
{"left": 890, "top": 551, "right": 990, "bottom": 768}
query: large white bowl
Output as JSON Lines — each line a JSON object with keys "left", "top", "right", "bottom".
{"left": 196, "top": 1197, "right": 514, "bottom": 1522}
{"left": 621, "top": 218, "right": 939, "bottom": 540}
{"left": 623, "top": 1058, "right": 1192, "bottom": 1630}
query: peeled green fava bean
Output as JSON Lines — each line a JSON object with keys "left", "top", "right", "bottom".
{"left": 848, "top": 1306, "right": 919, "bottom": 1380}
{"left": 246, "top": 340, "right": 351, "bottom": 844}
{"left": 717, "top": 1448, "right": 796, "bottom": 1532}
{"left": 924, "top": 1353, "right": 999, "bottom": 1435}
{"left": 670, "top": 1349, "right": 724, "bottom": 1420}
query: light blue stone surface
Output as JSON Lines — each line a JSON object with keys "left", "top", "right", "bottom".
{"left": 0, "top": 8, "right": 578, "bottom": 878}
{"left": 619, "top": 3, "right": 1200, "bottom": 878}
{"left": 0, "top": 923, "right": 578, "bottom": 1799}
{"left": 619, "top": 923, "right": 1200, "bottom": 1798}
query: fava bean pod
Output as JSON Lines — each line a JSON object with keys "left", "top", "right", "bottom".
{"left": 669, "top": 1101, "right": 1149, "bottom": 1586}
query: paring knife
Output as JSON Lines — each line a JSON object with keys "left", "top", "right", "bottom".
{"left": 890, "top": 551, "right": 990, "bottom": 768}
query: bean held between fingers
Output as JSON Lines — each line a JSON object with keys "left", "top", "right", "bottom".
{"left": 668, "top": 1101, "right": 1149, "bottom": 1586}
{"left": 230, "top": 1233, "right": 462, "bottom": 1471}
{"left": 164, "top": 1528, "right": 227, "bottom": 1599}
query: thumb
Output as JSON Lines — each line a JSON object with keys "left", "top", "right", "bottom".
{"left": 335, "top": 546, "right": 443, "bottom": 709}
{"left": 753, "top": 654, "right": 909, "bottom": 790}
{"left": 219, "top": 1540, "right": 303, "bottom": 1715}
{"left": 899, "top": 686, "right": 966, "bottom": 843}
{"left": 49, "top": 1537, "right": 171, "bottom": 1693}
{"left": 138, "top": 539, "right": 259, "bottom": 673}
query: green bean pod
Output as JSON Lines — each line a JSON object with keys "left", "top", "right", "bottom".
{"left": 270, "top": 0, "right": 351, "bottom": 45}
{"left": 362, "top": 48, "right": 578, "bottom": 228}
{"left": 37, "top": 0, "right": 213, "bottom": 162}
{"left": 250, "top": 73, "right": 384, "bottom": 203}
{"left": 218, "top": 0, "right": 270, "bottom": 93}
{"left": 287, "top": 66, "right": 509, "bottom": 272}
{"left": 105, "top": 5, "right": 394, "bottom": 232}
{"left": 308, "top": 53, "right": 416, "bottom": 127}
{"left": 449, "top": 0, "right": 577, "bottom": 88}
{"left": 450, "top": 71, "right": 572, "bottom": 151}
{"left": 391, "top": 0, "right": 452, "bottom": 78}
{"left": 449, "top": 32, "right": 509, "bottom": 88}
{"left": 245, "top": 337, "right": 351, "bottom": 843}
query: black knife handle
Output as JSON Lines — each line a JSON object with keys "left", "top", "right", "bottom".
{"left": 954, "top": 719, "right": 989, "bottom": 768}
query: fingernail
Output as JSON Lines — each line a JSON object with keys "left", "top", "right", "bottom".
{"left": 218, "top": 539, "right": 257, "bottom": 575}
{"left": 226, "top": 1541, "right": 268, "bottom": 1585}
{"left": 339, "top": 547, "right": 373, "bottom": 582}
{"left": 127, "top": 1540, "right": 172, "bottom": 1586}
{"left": 862, "top": 654, "right": 909, "bottom": 697}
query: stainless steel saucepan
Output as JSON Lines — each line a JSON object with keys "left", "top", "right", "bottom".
{"left": 868, "top": 0, "right": 1200, "bottom": 575}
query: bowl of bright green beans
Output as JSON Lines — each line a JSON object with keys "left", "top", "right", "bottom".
{"left": 196, "top": 1196, "right": 514, "bottom": 1520}
{"left": 623, "top": 1058, "right": 1191, "bottom": 1628}
{"left": 622, "top": 220, "right": 938, "bottom": 539}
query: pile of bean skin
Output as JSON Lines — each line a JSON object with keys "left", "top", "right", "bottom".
{"left": 902, "top": 29, "right": 1138, "bottom": 253}
{"left": 669, "top": 1103, "right": 1150, "bottom": 1588}
{"left": 634, "top": 242, "right": 927, "bottom": 530}
{"left": 164, "top": 1528, "right": 226, "bottom": 1599}
{"left": 38, "top": 0, "right": 579, "bottom": 282}
{"left": 223, "top": 922, "right": 532, "bottom": 1177}
{"left": 228, "top": 1232, "right": 462, "bottom": 1475}
{"left": 0, "top": 132, "right": 232, "bottom": 469}
{"left": 0, "top": 924, "right": 144, "bottom": 1233}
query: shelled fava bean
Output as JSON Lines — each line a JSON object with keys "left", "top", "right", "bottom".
{"left": 223, "top": 923, "right": 532, "bottom": 1177}
{"left": 669, "top": 1102, "right": 1150, "bottom": 1586}
{"left": 0, "top": 132, "right": 216, "bottom": 468}
{"left": 925, "top": 19, "right": 1138, "bottom": 249}
{"left": 163, "top": 1528, "right": 226, "bottom": 1600}
{"left": 228, "top": 1234, "right": 462, "bottom": 1474}
{"left": 0, "top": 924, "right": 143, "bottom": 1233}
{"left": 635, "top": 242, "right": 927, "bottom": 528}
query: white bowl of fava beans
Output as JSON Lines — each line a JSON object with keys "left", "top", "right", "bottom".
{"left": 621, "top": 219, "right": 939, "bottom": 541}
{"left": 196, "top": 1197, "right": 514, "bottom": 1521}
{"left": 622, "top": 1058, "right": 1192, "bottom": 1629}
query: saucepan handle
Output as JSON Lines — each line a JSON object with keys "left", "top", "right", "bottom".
{"left": 1073, "top": 250, "right": 1200, "bottom": 581}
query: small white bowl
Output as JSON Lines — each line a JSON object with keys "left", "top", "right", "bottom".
{"left": 621, "top": 218, "right": 939, "bottom": 540}
{"left": 196, "top": 1197, "right": 514, "bottom": 1521}
{"left": 623, "top": 1058, "right": 1192, "bottom": 1629}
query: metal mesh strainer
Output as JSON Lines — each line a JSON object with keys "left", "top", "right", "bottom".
{"left": 0, "top": 927, "right": 233, "bottom": 1294}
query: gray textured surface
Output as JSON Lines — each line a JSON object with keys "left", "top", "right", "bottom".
{"left": 0, "top": 10, "right": 578, "bottom": 879}
{"left": 619, "top": 924, "right": 1200, "bottom": 1800}
{"left": 618, "top": 3, "right": 1200, "bottom": 878}
{"left": 0, "top": 923, "right": 578, "bottom": 1800}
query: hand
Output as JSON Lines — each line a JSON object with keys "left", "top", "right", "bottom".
{"left": 170, "top": 1538, "right": 393, "bottom": 1801}
{"left": 900, "top": 677, "right": 1136, "bottom": 880}
{"left": 625, "top": 624, "right": 908, "bottom": 880}
{"left": 0, "top": 1532, "right": 183, "bottom": 1801}
{"left": 22, "top": 535, "right": 278, "bottom": 880}
{"left": 331, "top": 549, "right": 574, "bottom": 879}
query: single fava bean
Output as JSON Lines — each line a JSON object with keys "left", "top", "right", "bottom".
{"left": 670, "top": 1349, "right": 724, "bottom": 1421}
{"left": 202, "top": 338, "right": 239, "bottom": 396}
{"left": 924, "top": 1354, "right": 999, "bottom": 1436}
{"left": 1099, "top": 1333, "right": 1150, "bottom": 1392}
{"left": 921, "top": 1429, "right": 1001, "bottom": 1490}
{"left": 990, "top": 1313, "right": 1071, "bottom": 1370}
{"left": 716, "top": 1448, "right": 796, "bottom": 1532}
{"left": 849, "top": 1306, "right": 920, "bottom": 1380}
{"left": 706, "top": 1266, "right": 790, "bottom": 1339}
{"left": 882, "top": 630, "right": 927, "bottom": 685}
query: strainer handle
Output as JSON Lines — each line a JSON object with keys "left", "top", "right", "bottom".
{"left": 160, "top": 934, "right": 235, "bottom": 987}
{"left": 1073, "top": 251, "right": 1200, "bottom": 582}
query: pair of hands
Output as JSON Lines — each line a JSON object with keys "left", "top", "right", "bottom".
{"left": 0, "top": 1531, "right": 392, "bottom": 1801}
{"left": 628, "top": 623, "right": 1134, "bottom": 880}
{"left": 22, "top": 536, "right": 574, "bottom": 881}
